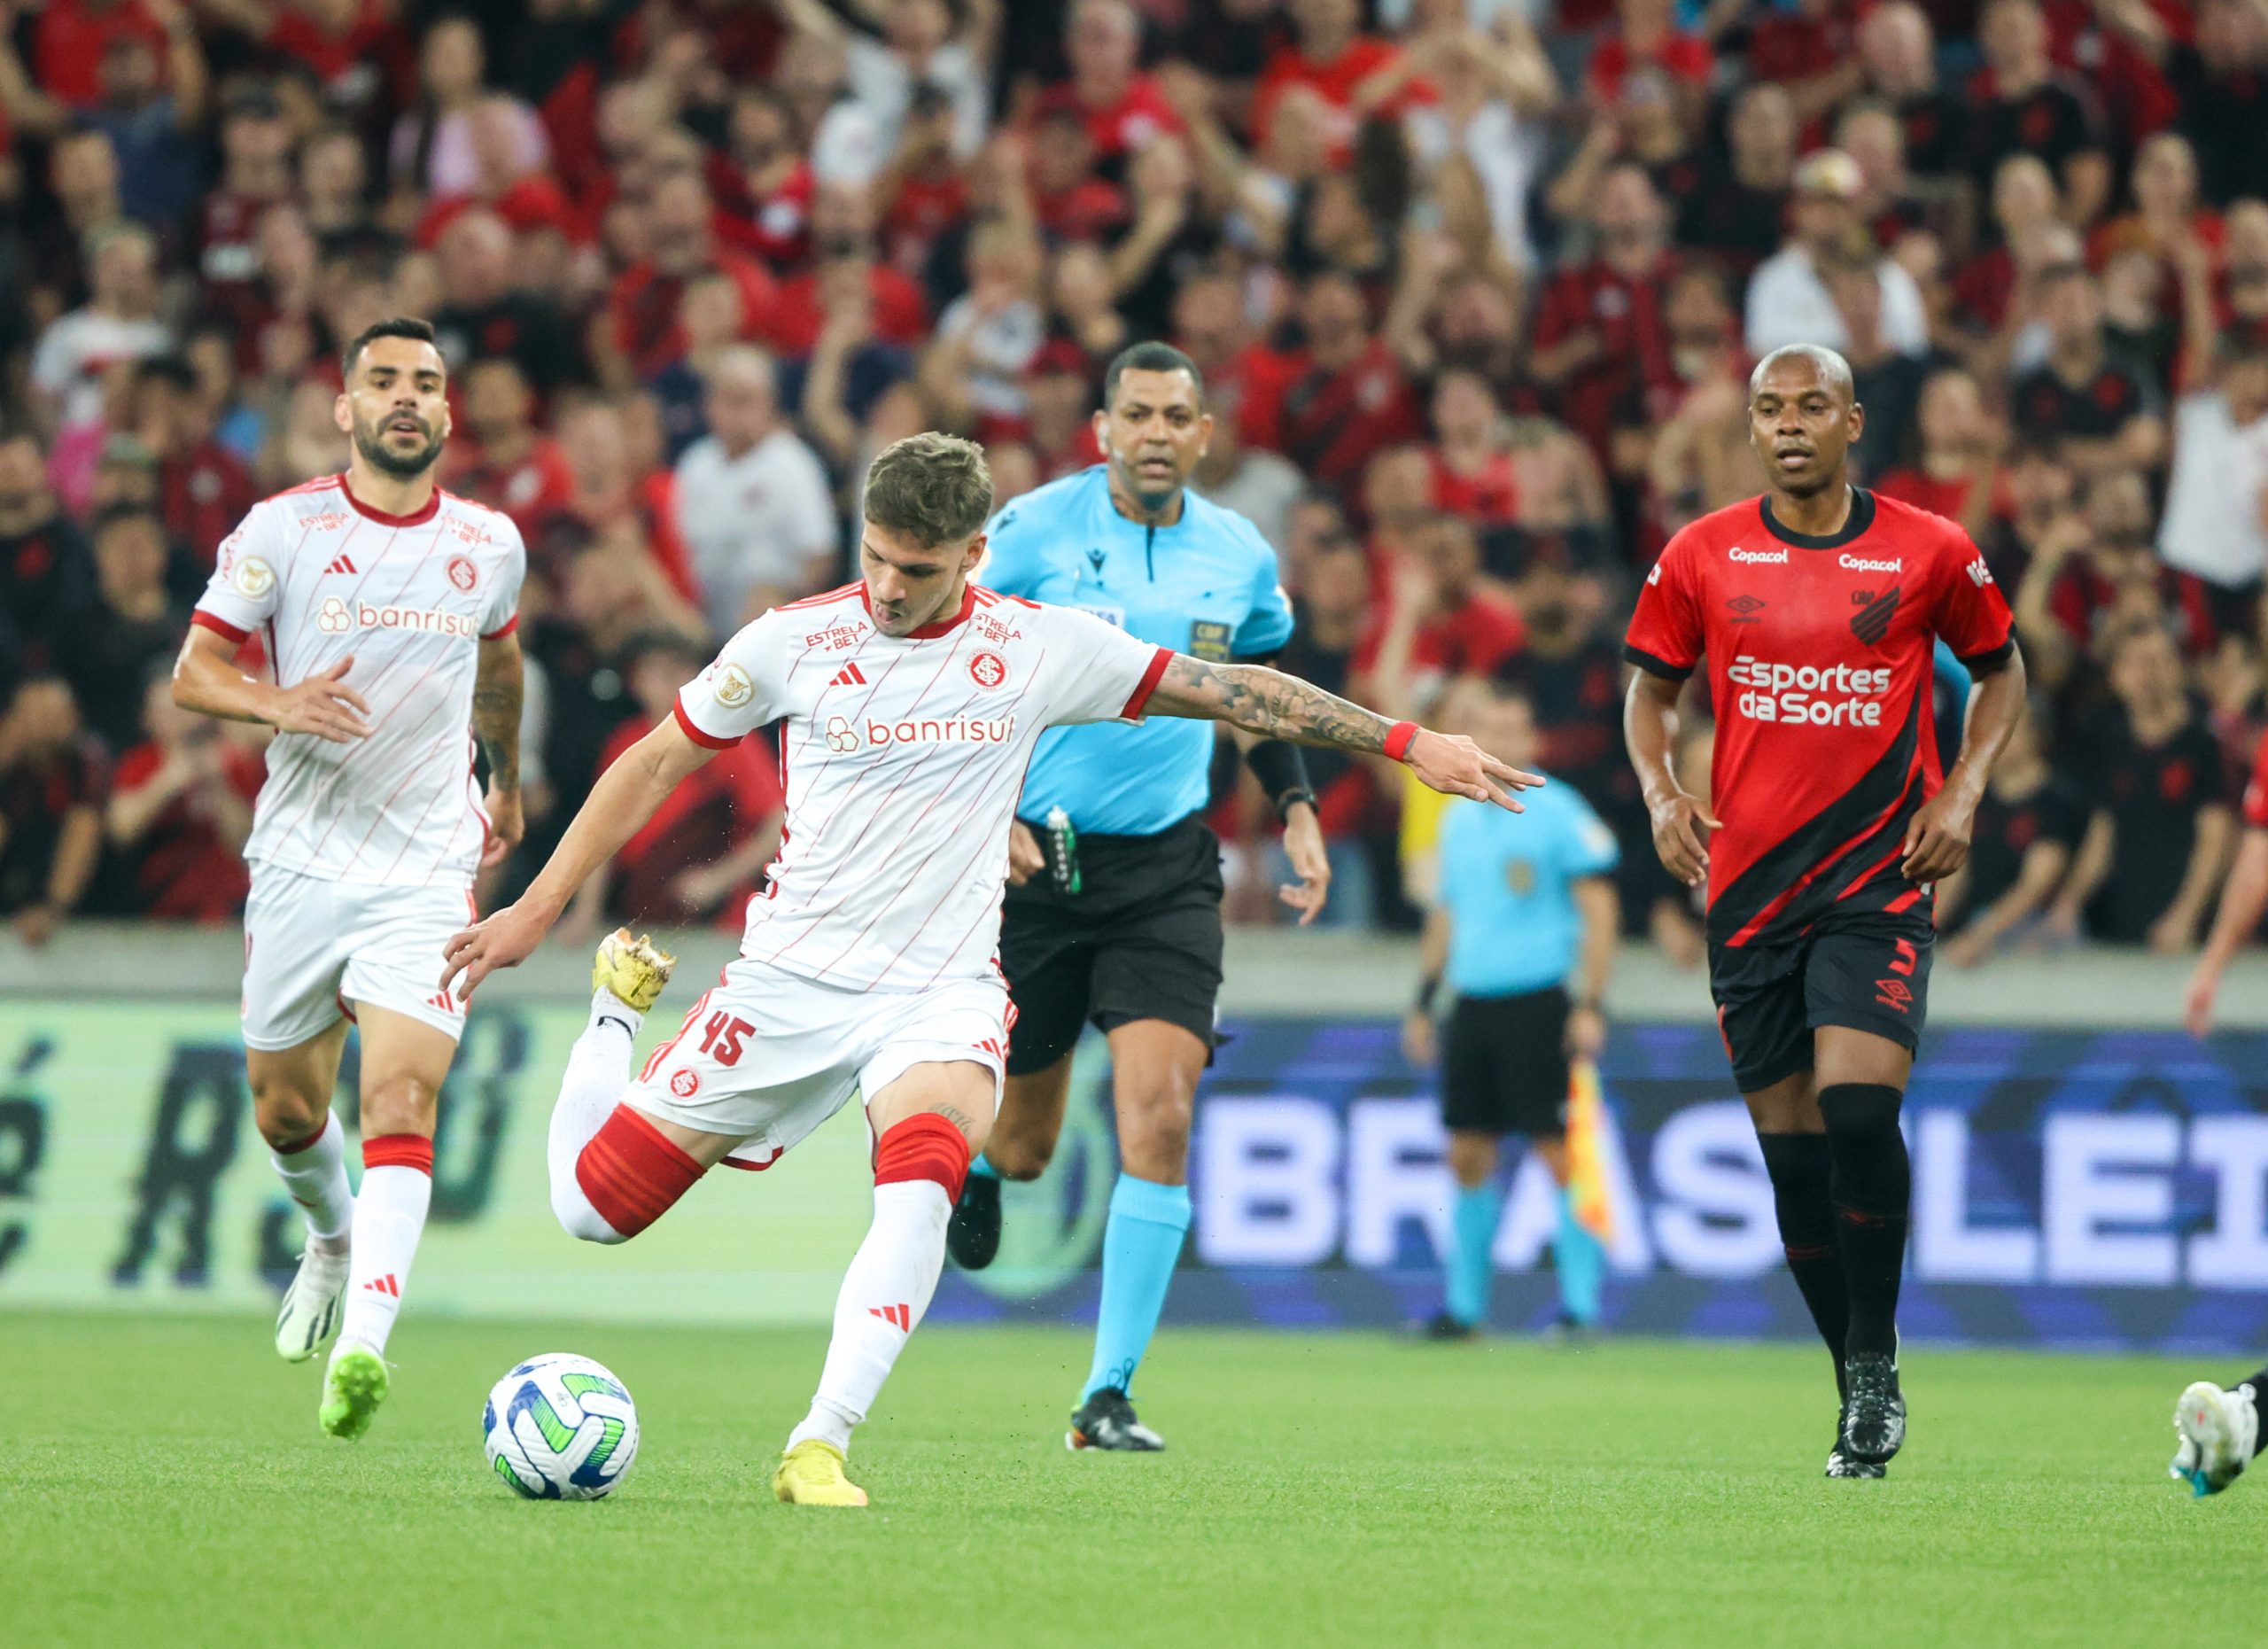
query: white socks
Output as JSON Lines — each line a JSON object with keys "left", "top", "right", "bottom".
{"left": 788, "top": 1179, "right": 952, "bottom": 1456}
{"left": 548, "top": 997, "right": 643, "bottom": 1241}
{"left": 270, "top": 1114, "right": 353, "bottom": 1246}
{"left": 338, "top": 1138, "right": 433, "bottom": 1357}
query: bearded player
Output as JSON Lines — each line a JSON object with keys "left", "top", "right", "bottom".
{"left": 440, "top": 433, "right": 1535, "bottom": 1508}
{"left": 173, "top": 317, "right": 525, "bottom": 1439}
{"left": 1623, "top": 345, "right": 2024, "bottom": 1478}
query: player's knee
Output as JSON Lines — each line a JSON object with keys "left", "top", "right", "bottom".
{"left": 552, "top": 1174, "right": 629, "bottom": 1245}
{"left": 360, "top": 1072, "right": 439, "bottom": 1139}
{"left": 1817, "top": 1081, "right": 1903, "bottom": 1148}
{"left": 984, "top": 1128, "right": 1053, "bottom": 1181}
{"left": 1817, "top": 1083, "right": 1910, "bottom": 1213}
{"left": 251, "top": 1082, "right": 327, "bottom": 1151}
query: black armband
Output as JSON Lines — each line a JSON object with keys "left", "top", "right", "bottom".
{"left": 1244, "top": 737, "right": 1315, "bottom": 821}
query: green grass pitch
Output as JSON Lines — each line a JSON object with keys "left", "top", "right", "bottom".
{"left": 5, "top": 1311, "right": 2252, "bottom": 1647}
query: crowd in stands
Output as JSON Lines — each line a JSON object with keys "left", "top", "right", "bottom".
{"left": 0, "top": 0, "right": 2263, "bottom": 961}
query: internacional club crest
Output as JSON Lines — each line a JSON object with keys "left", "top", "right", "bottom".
{"left": 969, "top": 650, "right": 1007, "bottom": 688}
{"left": 447, "top": 555, "right": 478, "bottom": 593}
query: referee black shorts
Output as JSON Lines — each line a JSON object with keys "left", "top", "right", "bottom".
{"left": 998, "top": 813, "right": 1224, "bottom": 1077}
{"left": 1442, "top": 985, "right": 1571, "bottom": 1140}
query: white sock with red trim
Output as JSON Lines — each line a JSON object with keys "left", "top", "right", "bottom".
{"left": 549, "top": 1008, "right": 638, "bottom": 1212}
{"left": 788, "top": 1115, "right": 968, "bottom": 1456}
{"left": 338, "top": 1135, "right": 433, "bottom": 1357}
{"left": 270, "top": 1114, "right": 353, "bottom": 1247}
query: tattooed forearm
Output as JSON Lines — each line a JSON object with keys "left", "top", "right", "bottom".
{"left": 473, "top": 637, "right": 524, "bottom": 795}
{"left": 1148, "top": 657, "right": 1393, "bottom": 753}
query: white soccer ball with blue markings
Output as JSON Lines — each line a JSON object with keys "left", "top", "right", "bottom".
{"left": 482, "top": 1352, "right": 640, "bottom": 1500}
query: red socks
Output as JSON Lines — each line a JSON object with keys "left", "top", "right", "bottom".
{"left": 874, "top": 1112, "right": 970, "bottom": 1202}
{"left": 577, "top": 1104, "right": 706, "bottom": 1238}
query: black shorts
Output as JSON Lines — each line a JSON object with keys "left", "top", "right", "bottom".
{"left": 997, "top": 813, "right": 1223, "bottom": 1077}
{"left": 1443, "top": 986, "right": 1571, "bottom": 1139}
{"left": 1708, "top": 912, "right": 1933, "bottom": 1094}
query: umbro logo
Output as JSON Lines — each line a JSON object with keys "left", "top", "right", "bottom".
{"left": 830, "top": 663, "right": 867, "bottom": 688}
{"left": 324, "top": 554, "right": 358, "bottom": 576}
{"left": 1850, "top": 587, "right": 1901, "bottom": 646}
{"left": 1727, "top": 595, "right": 1765, "bottom": 624}
{"left": 867, "top": 1303, "right": 912, "bottom": 1331}
{"left": 363, "top": 1273, "right": 400, "bottom": 1297}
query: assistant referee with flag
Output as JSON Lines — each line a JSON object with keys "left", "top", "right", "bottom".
{"left": 946, "top": 342, "right": 1330, "bottom": 1452}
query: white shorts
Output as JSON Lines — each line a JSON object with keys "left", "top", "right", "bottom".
{"left": 625, "top": 956, "right": 1013, "bottom": 1170}
{"left": 241, "top": 865, "right": 475, "bottom": 1052}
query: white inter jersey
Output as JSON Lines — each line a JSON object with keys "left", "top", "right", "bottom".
{"left": 675, "top": 580, "right": 1173, "bottom": 992}
{"left": 192, "top": 475, "right": 525, "bottom": 889}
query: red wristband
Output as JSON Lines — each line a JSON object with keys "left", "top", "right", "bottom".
{"left": 1383, "top": 720, "right": 1418, "bottom": 762}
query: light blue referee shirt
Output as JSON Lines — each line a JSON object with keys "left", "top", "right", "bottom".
{"left": 982, "top": 466, "right": 1294, "bottom": 835}
{"left": 1438, "top": 776, "right": 1620, "bottom": 999}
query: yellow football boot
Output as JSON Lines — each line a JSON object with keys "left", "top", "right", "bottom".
{"left": 773, "top": 1440, "right": 869, "bottom": 1507}
{"left": 593, "top": 929, "right": 676, "bottom": 1013}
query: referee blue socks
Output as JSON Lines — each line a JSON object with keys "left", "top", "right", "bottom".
{"left": 1446, "top": 1184, "right": 1500, "bottom": 1327}
{"left": 1082, "top": 1173, "right": 1192, "bottom": 1400}
{"left": 1552, "top": 1188, "right": 1604, "bottom": 1327}
{"left": 967, "top": 1153, "right": 1001, "bottom": 1181}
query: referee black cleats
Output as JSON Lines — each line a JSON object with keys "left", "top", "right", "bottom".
{"left": 1840, "top": 1350, "right": 1907, "bottom": 1466}
{"left": 1067, "top": 1387, "right": 1165, "bottom": 1452}
{"left": 946, "top": 1173, "right": 1002, "bottom": 1271}
{"left": 1826, "top": 1424, "right": 1887, "bottom": 1479}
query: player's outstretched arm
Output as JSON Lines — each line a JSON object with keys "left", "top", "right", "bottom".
{"left": 171, "top": 625, "right": 372, "bottom": 743}
{"left": 1143, "top": 655, "right": 1542, "bottom": 810}
{"left": 441, "top": 715, "right": 715, "bottom": 1000}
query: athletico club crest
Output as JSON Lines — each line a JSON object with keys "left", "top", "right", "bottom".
{"left": 447, "top": 555, "right": 478, "bottom": 593}
{"left": 970, "top": 650, "right": 1008, "bottom": 688}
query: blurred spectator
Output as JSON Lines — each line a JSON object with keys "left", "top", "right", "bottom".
{"left": 445, "top": 357, "right": 578, "bottom": 541}
{"left": 1585, "top": 0, "right": 1714, "bottom": 128}
{"left": 431, "top": 209, "right": 581, "bottom": 400}
{"left": 610, "top": 168, "right": 779, "bottom": 379}
{"left": 1400, "top": 19, "right": 1557, "bottom": 272}
{"left": 1034, "top": 0, "right": 1180, "bottom": 168}
{"left": 391, "top": 15, "right": 548, "bottom": 202}
{"left": 1856, "top": 2, "right": 1965, "bottom": 182}
{"left": 0, "top": 431, "right": 95, "bottom": 680}
{"left": 1744, "top": 149, "right": 1930, "bottom": 362}
{"left": 1939, "top": 700, "right": 2086, "bottom": 966}
{"left": 1875, "top": 368, "right": 2005, "bottom": 546}
{"left": 551, "top": 397, "right": 699, "bottom": 603}
{"left": 2010, "top": 263, "right": 2166, "bottom": 475}
{"left": 137, "top": 356, "right": 254, "bottom": 568}
{"left": 2055, "top": 622, "right": 2235, "bottom": 949}
{"left": 0, "top": 676, "right": 106, "bottom": 946}
{"left": 563, "top": 632, "right": 784, "bottom": 936}
{"left": 1531, "top": 163, "right": 1677, "bottom": 464}
{"left": 2166, "top": 0, "right": 2268, "bottom": 208}
{"left": 2159, "top": 334, "right": 2268, "bottom": 638}
{"left": 1278, "top": 268, "right": 1424, "bottom": 487}
{"left": 1680, "top": 82, "right": 1797, "bottom": 277}
{"left": 1192, "top": 404, "right": 1303, "bottom": 554}
{"left": 1965, "top": 0, "right": 2110, "bottom": 229}
{"left": 67, "top": 503, "right": 184, "bottom": 753}
{"left": 196, "top": 90, "right": 296, "bottom": 338}
{"left": 104, "top": 665, "right": 259, "bottom": 923}
{"left": 60, "top": 1, "right": 207, "bottom": 231}
{"left": 773, "top": 0, "right": 997, "bottom": 164}
{"left": 673, "top": 346, "right": 838, "bottom": 633}
{"left": 31, "top": 223, "right": 169, "bottom": 439}
{"left": 920, "top": 221, "right": 1045, "bottom": 429}
{"left": 1357, "top": 512, "right": 1525, "bottom": 712}
{"left": 2024, "top": 469, "right": 2219, "bottom": 681}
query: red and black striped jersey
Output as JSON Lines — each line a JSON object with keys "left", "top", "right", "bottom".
{"left": 1624, "top": 488, "right": 2015, "bottom": 950}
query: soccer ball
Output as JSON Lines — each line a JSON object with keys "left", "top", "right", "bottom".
{"left": 482, "top": 1352, "right": 640, "bottom": 1500}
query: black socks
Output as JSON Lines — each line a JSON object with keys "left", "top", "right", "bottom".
{"left": 1759, "top": 1132, "right": 1849, "bottom": 1398}
{"left": 1820, "top": 1084, "right": 1910, "bottom": 1360}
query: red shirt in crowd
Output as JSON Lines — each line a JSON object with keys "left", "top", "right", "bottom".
{"left": 111, "top": 740, "right": 264, "bottom": 922}
{"left": 1029, "top": 76, "right": 1183, "bottom": 162}
{"left": 1622, "top": 489, "right": 2014, "bottom": 947}
{"left": 1252, "top": 35, "right": 1425, "bottom": 154}
{"left": 447, "top": 438, "right": 579, "bottom": 541}
{"left": 1273, "top": 338, "right": 1423, "bottom": 494}
{"left": 1430, "top": 451, "right": 1520, "bottom": 525}
{"left": 35, "top": 1, "right": 169, "bottom": 108}
{"left": 764, "top": 266, "right": 930, "bottom": 357}
{"left": 594, "top": 717, "right": 784, "bottom": 928}
{"left": 1533, "top": 256, "right": 1682, "bottom": 459}
{"left": 610, "top": 250, "right": 779, "bottom": 377}
{"left": 1354, "top": 588, "right": 1527, "bottom": 680}
{"left": 1588, "top": 30, "right": 1715, "bottom": 105}
{"left": 160, "top": 441, "right": 257, "bottom": 568}
{"left": 266, "top": 1, "right": 416, "bottom": 119}
{"left": 714, "top": 160, "right": 817, "bottom": 270}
